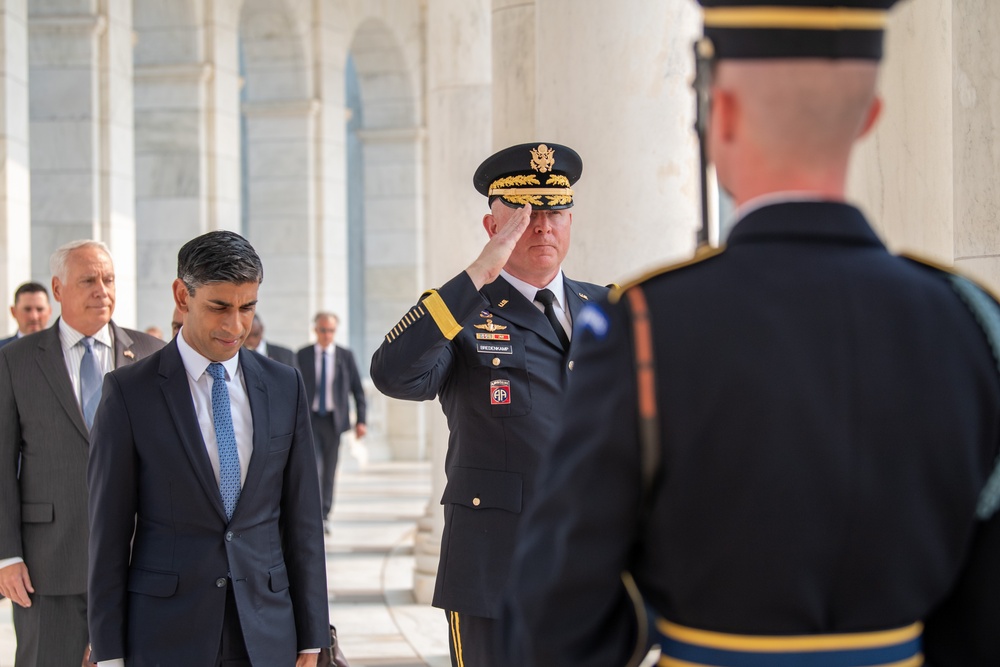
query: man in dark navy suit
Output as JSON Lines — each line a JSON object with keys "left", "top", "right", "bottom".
{"left": 87, "top": 231, "right": 329, "bottom": 666}
{"left": 371, "top": 143, "right": 608, "bottom": 666}
{"left": 503, "top": 2, "right": 1000, "bottom": 666}
{"left": 0, "top": 282, "right": 51, "bottom": 349}
{"left": 297, "top": 312, "right": 366, "bottom": 532}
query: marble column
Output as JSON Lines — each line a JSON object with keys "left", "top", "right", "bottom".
{"left": 357, "top": 125, "right": 426, "bottom": 465}
{"left": 133, "top": 0, "right": 243, "bottom": 333}
{"left": 492, "top": 0, "right": 703, "bottom": 286}
{"left": 242, "top": 99, "right": 321, "bottom": 350}
{"left": 0, "top": 0, "right": 30, "bottom": 336}
{"left": 28, "top": 0, "right": 137, "bottom": 325}
{"left": 412, "top": 0, "right": 493, "bottom": 605}
{"left": 848, "top": 0, "right": 1000, "bottom": 292}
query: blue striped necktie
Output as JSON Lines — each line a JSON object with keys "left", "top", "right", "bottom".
{"left": 79, "top": 336, "right": 102, "bottom": 430}
{"left": 207, "top": 362, "right": 240, "bottom": 520}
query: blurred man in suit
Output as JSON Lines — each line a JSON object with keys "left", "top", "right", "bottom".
{"left": 0, "top": 282, "right": 52, "bottom": 349}
{"left": 297, "top": 313, "right": 366, "bottom": 533}
{"left": 244, "top": 314, "right": 296, "bottom": 368}
{"left": 0, "top": 240, "right": 163, "bottom": 666}
{"left": 88, "top": 230, "right": 329, "bottom": 666}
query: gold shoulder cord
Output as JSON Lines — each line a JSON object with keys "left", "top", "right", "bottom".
{"left": 621, "top": 285, "right": 661, "bottom": 667}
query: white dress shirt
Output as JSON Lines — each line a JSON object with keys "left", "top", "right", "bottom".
{"left": 59, "top": 319, "right": 115, "bottom": 407}
{"left": 501, "top": 268, "right": 572, "bottom": 342}
{"left": 312, "top": 343, "right": 336, "bottom": 414}
{"left": 176, "top": 330, "right": 254, "bottom": 488}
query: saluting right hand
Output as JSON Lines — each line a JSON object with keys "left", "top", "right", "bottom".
{"left": 466, "top": 201, "right": 533, "bottom": 290}
{"left": 0, "top": 561, "right": 34, "bottom": 608}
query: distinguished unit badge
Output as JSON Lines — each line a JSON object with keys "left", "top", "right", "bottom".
{"left": 490, "top": 379, "right": 511, "bottom": 405}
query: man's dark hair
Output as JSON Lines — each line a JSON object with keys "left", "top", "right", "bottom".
{"left": 13, "top": 281, "right": 49, "bottom": 303}
{"left": 177, "top": 231, "right": 263, "bottom": 294}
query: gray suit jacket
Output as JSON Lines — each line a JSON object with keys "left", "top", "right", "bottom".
{"left": 0, "top": 319, "right": 164, "bottom": 595}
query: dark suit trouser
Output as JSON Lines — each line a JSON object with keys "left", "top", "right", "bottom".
{"left": 218, "top": 583, "right": 251, "bottom": 667}
{"left": 446, "top": 610, "right": 504, "bottom": 667}
{"left": 12, "top": 592, "right": 87, "bottom": 667}
{"left": 310, "top": 412, "right": 341, "bottom": 518}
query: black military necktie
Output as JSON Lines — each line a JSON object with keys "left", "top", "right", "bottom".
{"left": 535, "top": 288, "right": 570, "bottom": 351}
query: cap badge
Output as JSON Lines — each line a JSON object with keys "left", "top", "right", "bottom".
{"left": 530, "top": 144, "right": 555, "bottom": 173}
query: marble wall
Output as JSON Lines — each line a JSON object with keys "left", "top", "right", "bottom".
{"left": 848, "top": 0, "right": 1000, "bottom": 292}
{"left": 0, "top": 0, "right": 30, "bottom": 335}
{"left": 28, "top": 0, "right": 137, "bottom": 325}
{"left": 492, "top": 0, "right": 703, "bottom": 289}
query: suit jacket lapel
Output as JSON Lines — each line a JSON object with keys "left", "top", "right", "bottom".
{"left": 237, "top": 348, "right": 269, "bottom": 521}
{"left": 158, "top": 340, "right": 229, "bottom": 522}
{"left": 482, "top": 277, "right": 565, "bottom": 351}
{"left": 35, "top": 322, "right": 90, "bottom": 440}
{"left": 110, "top": 321, "right": 137, "bottom": 369}
{"left": 562, "top": 277, "right": 593, "bottom": 350}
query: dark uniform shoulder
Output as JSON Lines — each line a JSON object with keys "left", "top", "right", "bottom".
{"left": 900, "top": 252, "right": 1000, "bottom": 303}
{"left": 610, "top": 244, "right": 726, "bottom": 304}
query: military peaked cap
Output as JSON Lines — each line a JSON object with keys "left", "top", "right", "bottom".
{"left": 473, "top": 142, "right": 583, "bottom": 210}
{"left": 697, "top": 0, "right": 902, "bottom": 60}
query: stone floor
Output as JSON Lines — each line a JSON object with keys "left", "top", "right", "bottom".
{"left": 0, "top": 461, "right": 450, "bottom": 667}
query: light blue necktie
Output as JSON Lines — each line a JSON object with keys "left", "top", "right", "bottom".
{"left": 79, "top": 337, "right": 102, "bottom": 430}
{"left": 207, "top": 362, "right": 240, "bottom": 520}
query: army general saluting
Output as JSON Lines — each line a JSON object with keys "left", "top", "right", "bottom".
{"left": 503, "top": 2, "right": 1000, "bottom": 666}
{"left": 371, "top": 143, "right": 608, "bottom": 665}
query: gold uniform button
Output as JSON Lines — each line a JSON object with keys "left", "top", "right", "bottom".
{"left": 568, "top": 360, "right": 575, "bottom": 371}
{"left": 492, "top": 357, "right": 500, "bottom": 367}
{"left": 472, "top": 497, "right": 482, "bottom": 507}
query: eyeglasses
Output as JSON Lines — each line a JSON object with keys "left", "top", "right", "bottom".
{"left": 316, "top": 327, "right": 337, "bottom": 334}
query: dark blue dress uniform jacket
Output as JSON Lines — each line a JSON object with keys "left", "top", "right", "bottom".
{"left": 371, "top": 270, "right": 608, "bottom": 618}
{"left": 502, "top": 202, "right": 1000, "bottom": 666}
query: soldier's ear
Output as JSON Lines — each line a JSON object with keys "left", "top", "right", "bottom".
{"left": 714, "top": 88, "right": 739, "bottom": 143}
{"left": 483, "top": 213, "right": 498, "bottom": 238}
{"left": 857, "top": 96, "right": 883, "bottom": 139}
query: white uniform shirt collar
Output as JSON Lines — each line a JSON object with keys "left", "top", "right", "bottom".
{"left": 255, "top": 339, "right": 268, "bottom": 357}
{"left": 500, "top": 269, "right": 566, "bottom": 308}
